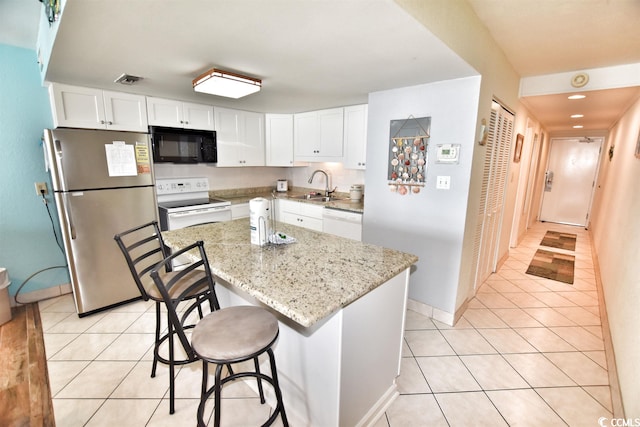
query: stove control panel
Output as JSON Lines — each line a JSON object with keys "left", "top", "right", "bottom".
{"left": 156, "top": 177, "right": 210, "bottom": 195}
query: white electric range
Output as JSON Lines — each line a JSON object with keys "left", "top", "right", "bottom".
{"left": 156, "top": 177, "right": 231, "bottom": 231}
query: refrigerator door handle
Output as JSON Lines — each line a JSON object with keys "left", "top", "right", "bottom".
{"left": 63, "top": 193, "right": 77, "bottom": 239}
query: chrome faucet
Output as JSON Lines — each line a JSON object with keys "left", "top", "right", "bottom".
{"left": 308, "top": 169, "right": 332, "bottom": 197}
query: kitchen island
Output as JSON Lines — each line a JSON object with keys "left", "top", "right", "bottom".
{"left": 163, "top": 219, "right": 418, "bottom": 426}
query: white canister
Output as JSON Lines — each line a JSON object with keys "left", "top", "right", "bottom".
{"left": 249, "top": 198, "right": 272, "bottom": 246}
{"left": 276, "top": 179, "right": 288, "bottom": 192}
{"left": 350, "top": 185, "right": 363, "bottom": 201}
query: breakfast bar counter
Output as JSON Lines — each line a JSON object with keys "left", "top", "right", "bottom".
{"left": 163, "top": 219, "right": 418, "bottom": 426}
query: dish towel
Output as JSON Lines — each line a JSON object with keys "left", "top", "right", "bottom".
{"left": 268, "top": 232, "right": 297, "bottom": 245}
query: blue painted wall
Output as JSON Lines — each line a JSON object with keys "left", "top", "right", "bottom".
{"left": 0, "top": 43, "right": 69, "bottom": 297}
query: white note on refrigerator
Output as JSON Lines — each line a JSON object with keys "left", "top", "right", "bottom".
{"left": 105, "top": 141, "right": 137, "bottom": 176}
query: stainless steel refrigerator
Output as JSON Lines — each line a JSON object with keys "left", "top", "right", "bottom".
{"left": 44, "top": 128, "right": 158, "bottom": 316}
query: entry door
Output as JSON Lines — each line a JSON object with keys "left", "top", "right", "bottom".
{"left": 540, "top": 137, "right": 602, "bottom": 226}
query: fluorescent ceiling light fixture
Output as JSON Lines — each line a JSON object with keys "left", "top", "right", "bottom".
{"left": 568, "top": 94, "right": 586, "bottom": 100}
{"left": 573, "top": 125, "right": 584, "bottom": 129}
{"left": 192, "top": 68, "right": 261, "bottom": 98}
{"left": 571, "top": 114, "right": 584, "bottom": 118}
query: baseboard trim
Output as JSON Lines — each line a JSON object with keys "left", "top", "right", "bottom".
{"left": 590, "top": 232, "right": 625, "bottom": 418}
{"left": 11, "top": 283, "right": 72, "bottom": 307}
{"left": 407, "top": 298, "right": 464, "bottom": 327}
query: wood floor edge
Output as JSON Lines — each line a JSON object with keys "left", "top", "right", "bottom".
{"left": 0, "top": 303, "right": 55, "bottom": 427}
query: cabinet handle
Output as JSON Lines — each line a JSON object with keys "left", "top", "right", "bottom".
{"left": 108, "top": 121, "right": 113, "bottom": 125}
{"left": 100, "top": 120, "right": 105, "bottom": 124}
{"left": 180, "top": 120, "right": 184, "bottom": 124}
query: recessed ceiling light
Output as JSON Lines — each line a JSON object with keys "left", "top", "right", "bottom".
{"left": 573, "top": 125, "right": 584, "bottom": 129}
{"left": 571, "top": 114, "right": 584, "bottom": 118}
{"left": 568, "top": 94, "right": 586, "bottom": 100}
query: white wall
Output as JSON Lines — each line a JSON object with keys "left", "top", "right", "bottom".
{"left": 154, "top": 162, "right": 365, "bottom": 194}
{"left": 289, "top": 163, "right": 365, "bottom": 194}
{"left": 363, "top": 76, "right": 481, "bottom": 315}
{"left": 589, "top": 95, "right": 640, "bottom": 418}
{"left": 153, "top": 164, "right": 287, "bottom": 190}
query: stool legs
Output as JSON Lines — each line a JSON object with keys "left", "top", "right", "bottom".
{"left": 196, "top": 353, "right": 288, "bottom": 427}
{"left": 151, "top": 301, "right": 162, "bottom": 378}
{"left": 267, "top": 348, "right": 289, "bottom": 427}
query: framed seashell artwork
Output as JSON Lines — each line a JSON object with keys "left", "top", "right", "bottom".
{"left": 388, "top": 115, "right": 430, "bottom": 195}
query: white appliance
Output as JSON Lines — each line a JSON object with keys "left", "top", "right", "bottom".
{"left": 156, "top": 177, "right": 231, "bottom": 230}
{"left": 249, "top": 197, "right": 273, "bottom": 246}
{"left": 276, "top": 179, "right": 288, "bottom": 192}
{"left": 323, "top": 208, "right": 363, "bottom": 241}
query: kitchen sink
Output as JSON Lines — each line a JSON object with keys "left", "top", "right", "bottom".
{"left": 290, "top": 194, "right": 348, "bottom": 202}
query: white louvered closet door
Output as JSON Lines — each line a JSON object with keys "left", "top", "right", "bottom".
{"left": 473, "top": 101, "right": 514, "bottom": 289}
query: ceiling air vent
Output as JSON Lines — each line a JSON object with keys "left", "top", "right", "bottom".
{"left": 114, "top": 73, "right": 143, "bottom": 85}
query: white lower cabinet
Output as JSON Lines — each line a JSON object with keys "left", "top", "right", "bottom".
{"left": 231, "top": 203, "right": 250, "bottom": 219}
{"left": 277, "top": 199, "right": 324, "bottom": 232}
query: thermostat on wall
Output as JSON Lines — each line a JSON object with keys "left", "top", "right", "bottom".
{"left": 436, "top": 144, "right": 460, "bottom": 164}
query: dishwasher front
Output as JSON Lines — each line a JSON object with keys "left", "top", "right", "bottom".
{"left": 322, "top": 208, "right": 363, "bottom": 241}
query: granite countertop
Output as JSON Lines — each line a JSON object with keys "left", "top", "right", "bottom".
{"left": 162, "top": 219, "right": 417, "bottom": 328}
{"left": 211, "top": 186, "right": 365, "bottom": 213}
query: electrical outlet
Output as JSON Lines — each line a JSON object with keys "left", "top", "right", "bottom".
{"left": 436, "top": 176, "right": 451, "bottom": 190}
{"left": 35, "top": 182, "right": 48, "bottom": 196}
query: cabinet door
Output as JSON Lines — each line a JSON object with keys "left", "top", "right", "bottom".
{"left": 215, "top": 107, "right": 264, "bottom": 167}
{"left": 103, "top": 91, "right": 148, "bottom": 132}
{"left": 50, "top": 83, "right": 106, "bottom": 129}
{"left": 294, "top": 108, "right": 344, "bottom": 162}
{"left": 266, "top": 114, "right": 294, "bottom": 166}
{"left": 214, "top": 107, "right": 241, "bottom": 166}
{"left": 183, "top": 102, "right": 214, "bottom": 130}
{"left": 241, "top": 111, "right": 265, "bottom": 166}
{"left": 343, "top": 104, "right": 368, "bottom": 169}
{"left": 318, "top": 108, "right": 344, "bottom": 159}
{"left": 294, "top": 111, "right": 319, "bottom": 159}
{"left": 146, "top": 97, "right": 184, "bottom": 127}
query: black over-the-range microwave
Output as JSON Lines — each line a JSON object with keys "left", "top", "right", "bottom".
{"left": 149, "top": 126, "right": 217, "bottom": 163}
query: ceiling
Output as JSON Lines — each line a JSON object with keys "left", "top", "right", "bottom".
{"left": 1, "top": 0, "right": 639, "bottom": 133}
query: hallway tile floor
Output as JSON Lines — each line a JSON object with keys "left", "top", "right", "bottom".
{"left": 41, "top": 222, "right": 613, "bottom": 426}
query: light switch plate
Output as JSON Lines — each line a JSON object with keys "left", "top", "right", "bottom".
{"left": 436, "top": 176, "right": 451, "bottom": 190}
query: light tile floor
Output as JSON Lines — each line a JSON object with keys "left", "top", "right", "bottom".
{"left": 41, "top": 222, "right": 613, "bottom": 426}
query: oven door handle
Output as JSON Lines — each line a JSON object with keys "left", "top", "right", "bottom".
{"left": 169, "top": 207, "right": 230, "bottom": 217}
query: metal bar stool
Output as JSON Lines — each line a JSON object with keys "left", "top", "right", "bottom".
{"left": 150, "top": 242, "right": 289, "bottom": 427}
{"left": 114, "top": 221, "right": 218, "bottom": 414}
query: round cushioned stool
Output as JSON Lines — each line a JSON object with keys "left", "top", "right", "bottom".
{"left": 192, "top": 305, "right": 289, "bottom": 427}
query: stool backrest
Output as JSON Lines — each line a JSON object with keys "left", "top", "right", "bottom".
{"left": 150, "top": 240, "right": 218, "bottom": 358}
{"left": 114, "top": 221, "right": 168, "bottom": 300}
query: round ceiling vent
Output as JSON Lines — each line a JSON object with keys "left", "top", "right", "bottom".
{"left": 571, "top": 72, "right": 589, "bottom": 88}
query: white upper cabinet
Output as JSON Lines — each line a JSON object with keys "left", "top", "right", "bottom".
{"left": 214, "top": 107, "right": 265, "bottom": 167}
{"left": 49, "top": 83, "right": 148, "bottom": 132}
{"left": 146, "top": 97, "right": 214, "bottom": 130}
{"left": 294, "top": 107, "right": 344, "bottom": 162}
{"left": 265, "top": 114, "right": 294, "bottom": 167}
{"left": 343, "top": 104, "right": 368, "bottom": 170}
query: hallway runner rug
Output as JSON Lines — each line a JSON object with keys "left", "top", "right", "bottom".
{"left": 540, "top": 231, "right": 577, "bottom": 251}
{"left": 526, "top": 249, "right": 575, "bottom": 284}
